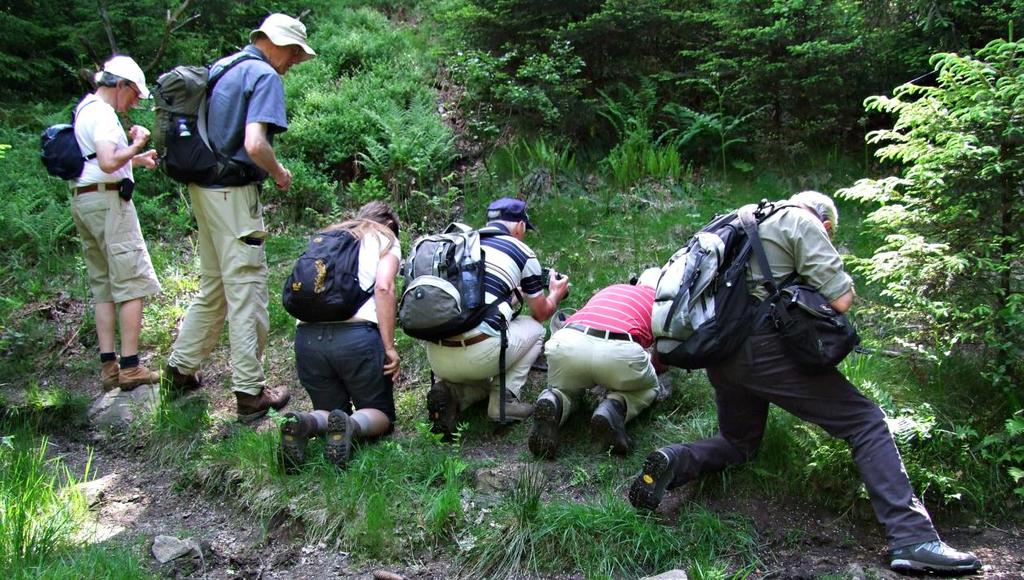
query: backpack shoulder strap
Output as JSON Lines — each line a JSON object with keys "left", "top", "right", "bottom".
{"left": 72, "top": 97, "right": 102, "bottom": 161}
{"left": 738, "top": 207, "right": 778, "bottom": 297}
{"left": 200, "top": 52, "right": 262, "bottom": 155}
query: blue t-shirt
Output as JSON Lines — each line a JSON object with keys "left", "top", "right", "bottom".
{"left": 207, "top": 45, "right": 288, "bottom": 171}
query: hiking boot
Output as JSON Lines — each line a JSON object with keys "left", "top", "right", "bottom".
{"left": 101, "top": 360, "right": 120, "bottom": 391}
{"left": 427, "top": 380, "right": 460, "bottom": 439}
{"left": 324, "top": 410, "right": 356, "bottom": 469}
{"left": 528, "top": 390, "right": 563, "bottom": 460}
{"left": 629, "top": 448, "right": 677, "bottom": 511}
{"left": 889, "top": 540, "right": 981, "bottom": 575}
{"left": 118, "top": 364, "right": 160, "bottom": 391}
{"left": 592, "top": 397, "right": 631, "bottom": 456}
{"left": 487, "top": 390, "right": 534, "bottom": 422}
{"left": 279, "top": 412, "right": 318, "bottom": 474}
{"left": 235, "top": 386, "right": 291, "bottom": 423}
{"left": 163, "top": 364, "right": 202, "bottom": 397}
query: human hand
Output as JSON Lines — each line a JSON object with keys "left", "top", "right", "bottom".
{"left": 383, "top": 347, "right": 400, "bottom": 377}
{"left": 548, "top": 269, "right": 570, "bottom": 301}
{"left": 128, "top": 125, "right": 150, "bottom": 146}
{"left": 273, "top": 164, "right": 292, "bottom": 191}
{"left": 135, "top": 149, "right": 158, "bottom": 170}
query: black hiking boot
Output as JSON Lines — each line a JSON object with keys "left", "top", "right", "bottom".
{"left": 279, "top": 412, "right": 318, "bottom": 474}
{"left": 324, "top": 410, "right": 356, "bottom": 469}
{"left": 889, "top": 540, "right": 981, "bottom": 575}
{"left": 591, "top": 397, "right": 631, "bottom": 456}
{"left": 629, "top": 448, "right": 678, "bottom": 511}
{"left": 427, "top": 380, "right": 459, "bottom": 440}
{"left": 528, "top": 390, "right": 562, "bottom": 460}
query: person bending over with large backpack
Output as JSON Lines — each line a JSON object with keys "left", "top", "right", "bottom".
{"left": 425, "top": 198, "right": 569, "bottom": 436}
{"left": 628, "top": 191, "right": 981, "bottom": 575}
{"left": 529, "top": 268, "right": 665, "bottom": 459}
{"left": 279, "top": 201, "right": 401, "bottom": 472}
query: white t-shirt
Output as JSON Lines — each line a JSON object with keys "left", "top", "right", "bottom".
{"left": 73, "top": 94, "right": 133, "bottom": 186}
{"left": 351, "top": 230, "right": 402, "bottom": 324}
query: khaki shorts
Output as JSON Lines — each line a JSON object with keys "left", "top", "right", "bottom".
{"left": 71, "top": 190, "right": 161, "bottom": 304}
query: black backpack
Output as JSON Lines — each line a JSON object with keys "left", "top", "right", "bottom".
{"left": 282, "top": 230, "right": 374, "bottom": 323}
{"left": 40, "top": 99, "right": 98, "bottom": 180}
{"left": 651, "top": 201, "right": 785, "bottom": 369}
{"left": 152, "top": 52, "right": 258, "bottom": 185}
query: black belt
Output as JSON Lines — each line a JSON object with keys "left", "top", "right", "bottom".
{"left": 434, "top": 333, "right": 490, "bottom": 347}
{"left": 566, "top": 323, "right": 635, "bottom": 343}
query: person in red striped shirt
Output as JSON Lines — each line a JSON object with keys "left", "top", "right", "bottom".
{"left": 529, "top": 268, "right": 664, "bottom": 459}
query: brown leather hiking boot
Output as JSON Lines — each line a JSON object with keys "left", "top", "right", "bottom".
{"left": 427, "top": 380, "right": 459, "bottom": 440}
{"left": 324, "top": 410, "right": 356, "bottom": 469}
{"left": 101, "top": 361, "right": 120, "bottom": 391}
{"left": 236, "top": 386, "right": 291, "bottom": 423}
{"left": 591, "top": 397, "right": 631, "bottom": 456}
{"left": 279, "top": 412, "right": 319, "bottom": 474}
{"left": 163, "top": 365, "right": 202, "bottom": 397}
{"left": 487, "top": 390, "right": 534, "bottom": 422}
{"left": 118, "top": 364, "right": 160, "bottom": 391}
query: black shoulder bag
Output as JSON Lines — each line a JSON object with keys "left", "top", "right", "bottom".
{"left": 739, "top": 212, "right": 860, "bottom": 372}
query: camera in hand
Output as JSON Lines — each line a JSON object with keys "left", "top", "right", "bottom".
{"left": 541, "top": 267, "right": 569, "bottom": 298}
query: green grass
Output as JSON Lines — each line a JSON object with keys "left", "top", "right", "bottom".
{"left": 0, "top": 425, "right": 151, "bottom": 579}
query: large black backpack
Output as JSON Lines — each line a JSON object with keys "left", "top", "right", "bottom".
{"left": 152, "top": 52, "right": 258, "bottom": 185}
{"left": 651, "top": 201, "right": 785, "bottom": 369}
{"left": 282, "top": 230, "right": 374, "bottom": 323}
{"left": 40, "top": 99, "right": 98, "bottom": 180}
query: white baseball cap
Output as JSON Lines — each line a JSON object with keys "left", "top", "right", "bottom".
{"left": 250, "top": 13, "right": 316, "bottom": 61}
{"left": 97, "top": 55, "right": 150, "bottom": 98}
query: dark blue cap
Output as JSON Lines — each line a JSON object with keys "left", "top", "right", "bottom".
{"left": 486, "top": 197, "right": 536, "bottom": 231}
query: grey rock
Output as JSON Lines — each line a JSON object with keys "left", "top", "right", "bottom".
{"left": 151, "top": 534, "right": 200, "bottom": 563}
{"left": 474, "top": 463, "right": 544, "bottom": 495}
{"left": 89, "top": 385, "right": 160, "bottom": 429}
{"left": 642, "top": 571, "right": 689, "bottom": 580}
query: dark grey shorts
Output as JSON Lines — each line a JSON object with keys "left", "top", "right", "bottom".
{"left": 294, "top": 322, "right": 396, "bottom": 421}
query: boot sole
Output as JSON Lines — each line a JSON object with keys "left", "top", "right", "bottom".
{"left": 279, "top": 413, "right": 306, "bottom": 474}
{"left": 528, "top": 398, "right": 560, "bottom": 459}
{"left": 890, "top": 559, "right": 982, "bottom": 574}
{"left": 591, "top": 411, "right": 631, "bottom": 456}
{"left": 629, "top": 449, "right": 673, "bottom": 511}
{"left": 427, "top": 384, "right": 457, "bottom": 437}
{"left": 118, "top": 375, "right": 160, "bottom": 391}
{"left": 324, "top": 410, "right": 354, "bottom": 469}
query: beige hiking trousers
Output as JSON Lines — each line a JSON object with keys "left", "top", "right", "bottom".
{"left": 167, "top": 183, "right": 268, "bottom": 395}
{"left": 544, "top": 327, "right": 658, "bottom": 423}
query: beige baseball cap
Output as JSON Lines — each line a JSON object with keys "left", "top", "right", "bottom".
{"left": 98, "top": 55, "right": 150, "bottom": 98}
{"left": 250, "top": 13, "right": 316, "bottom": 61}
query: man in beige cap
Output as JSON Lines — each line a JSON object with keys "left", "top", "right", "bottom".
{"left": 70, "top": 55, "right": 162, "bottom": 392}
{"left": 165, "top": 13, "right": 315, "bottom": 422}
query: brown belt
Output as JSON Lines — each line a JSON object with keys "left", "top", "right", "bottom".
{"left": 566, "top": 323, "right": 635, "bottom": 343}
{"left": 73, "top": 183, "right": 117, "bottom": 195}
{"left": 435, "top": 333, "right": 490, "bottom": 347}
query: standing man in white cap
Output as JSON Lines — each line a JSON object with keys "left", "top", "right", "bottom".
{"left": 165, "top": 13, "right": 315, "bottom": 422}
{"left": 71, "top": 55, "right": 162, "bottom": 391}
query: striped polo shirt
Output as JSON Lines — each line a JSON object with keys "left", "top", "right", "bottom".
{"left": 474, "top": 223, "right": 545, "bottom": 334}
{"left": 565, "top": 284, "right": 656, "bottom": 348}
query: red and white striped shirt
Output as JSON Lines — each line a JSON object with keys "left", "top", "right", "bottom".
{"left": 565, "top": 284, "right": 656, "bottom": 348}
